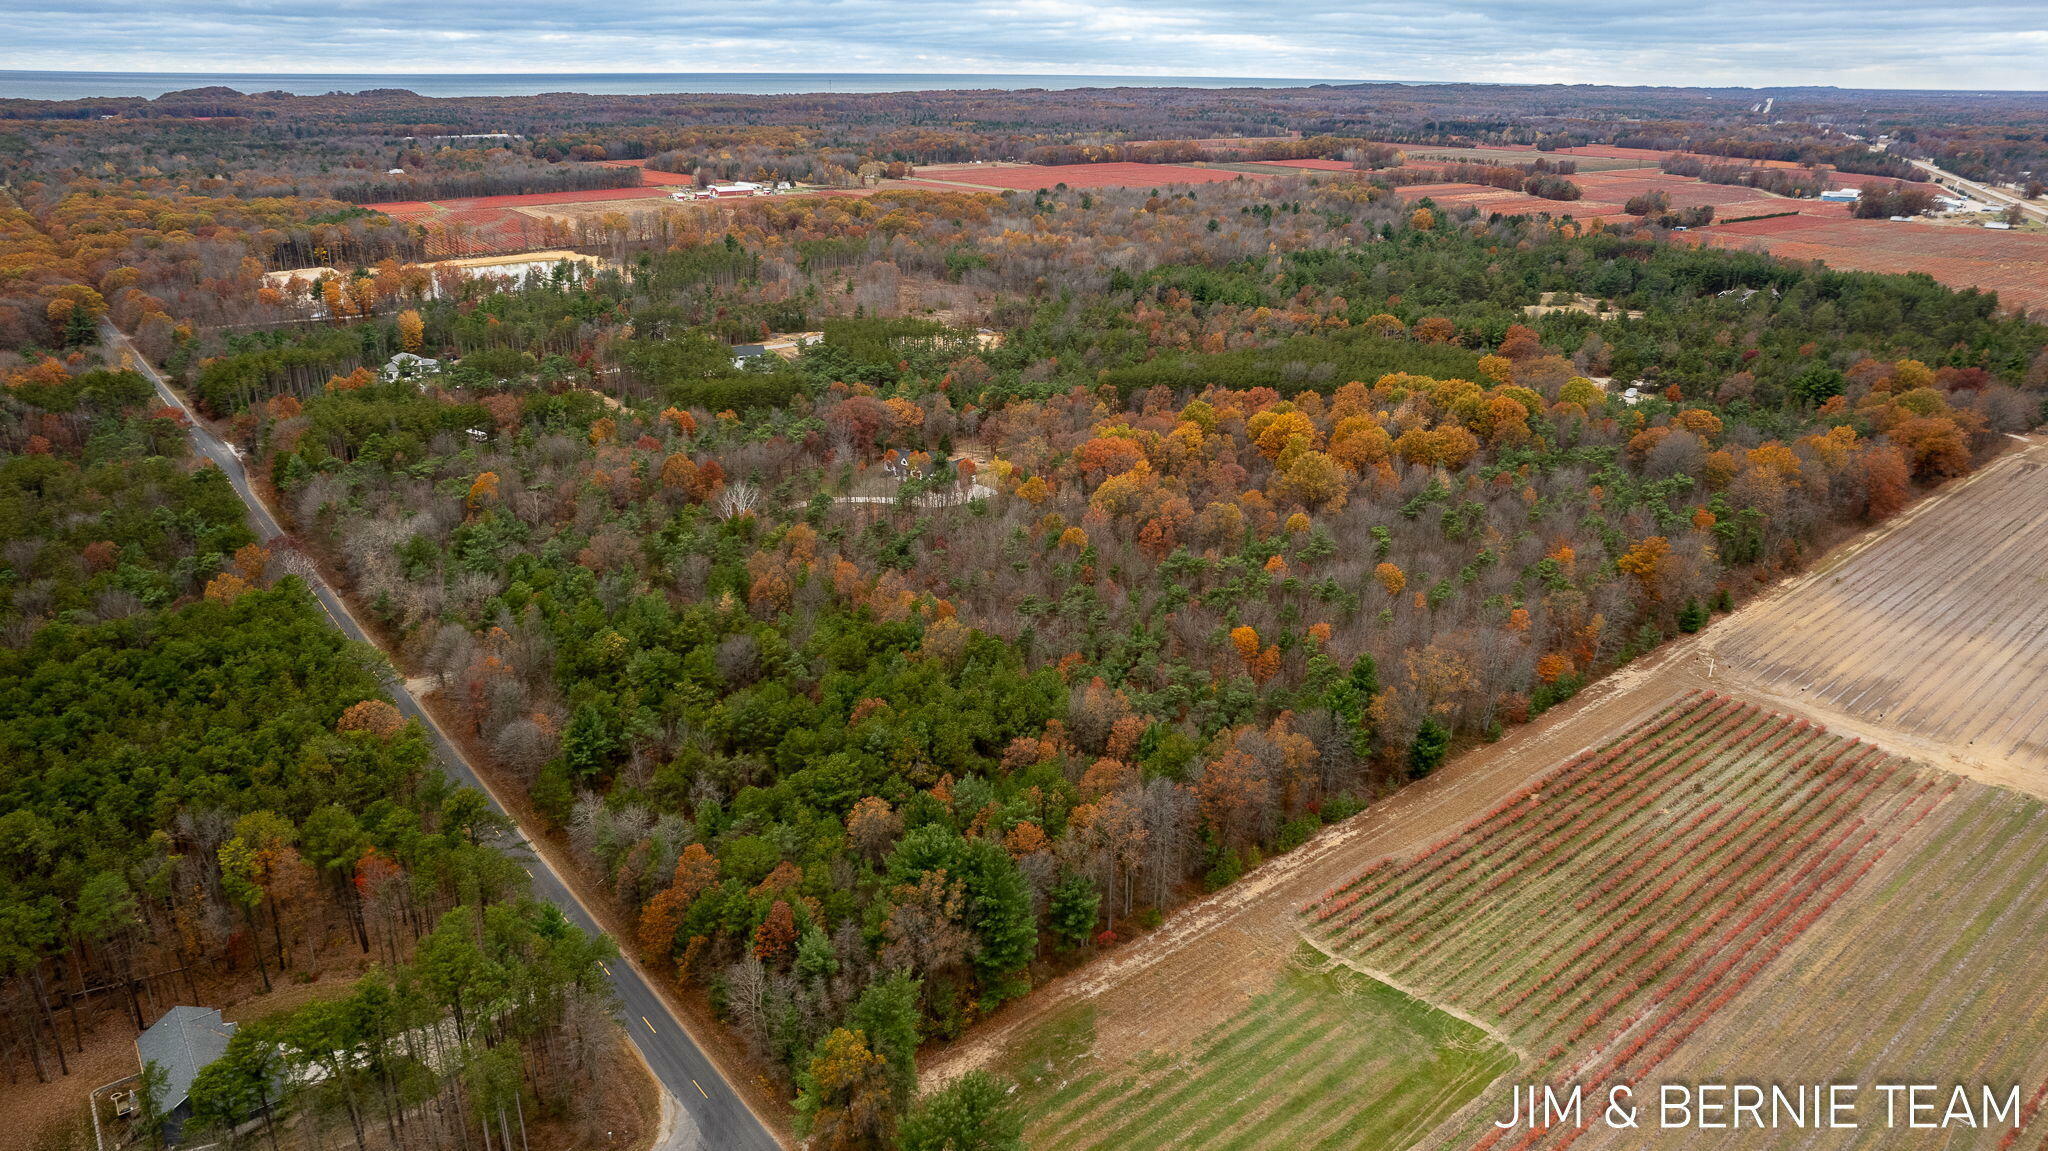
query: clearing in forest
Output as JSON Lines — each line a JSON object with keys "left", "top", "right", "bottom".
{"left": 1707, "top": 439, "right": 2048, "bottom": 790}
{"left": 1301, "top": 692, "right": 1955, "bottom": 1151}
{"left": 1002, "top": 943, "right": 1516, "bottom": 1151}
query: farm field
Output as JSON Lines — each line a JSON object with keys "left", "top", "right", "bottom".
{"left": 1708, "top": 438, "right": 2048, "bottom": 790}
{"left": 365, "top": 185, "right": 678, "bottom": 255}
{"left": 595, "top": 157, "right": 697, "bottom": 184}
{"left": 1303, "top": 692, "right": 1954, "bottom": 1150}
{"left": 1264, "top": 158, "right": 1369, "bottom": 173}
{"left": 903, "top": 161, "right": 1264, "bottom": 190}
{"left": 1571, "top": 169, "right": 1842, "bottom": 218}
{"left": 1696, "top": 217, "right": 2048, "bottom": 313}
{"left": 1574, "top": 781, "right": 2048, "bottom": 1151}
{"left": 1000, "top": 943, "right": 1517, "bottom": 1151}
{"left": 1388, "top": 144, "right": 1654, "bottom": 172}
{"left": 1394, "top": 182, "right": 1628, "bottom": 218}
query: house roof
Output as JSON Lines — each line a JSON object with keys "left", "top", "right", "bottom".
{"left": 137, "top": 1006, "right": 237, "bottom": 1113}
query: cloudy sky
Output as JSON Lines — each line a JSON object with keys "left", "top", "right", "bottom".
{"left": 5, "top": 0, "right": 2047, "bottom": 90}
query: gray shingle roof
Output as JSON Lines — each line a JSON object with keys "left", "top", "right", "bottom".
{"left": 136, "top": 1006, "right": 237, "bottom": 1113}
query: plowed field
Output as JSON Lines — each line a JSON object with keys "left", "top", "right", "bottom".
{"left": 1709, "top": 438, "right": 2048, "bottom": 789}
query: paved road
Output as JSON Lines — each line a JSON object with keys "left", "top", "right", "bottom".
{"left": 1902, "top": 157, "right": 2048, "bottom": 225}
{"left": 109, "top": 327, "right": 781, "bottom": 1151}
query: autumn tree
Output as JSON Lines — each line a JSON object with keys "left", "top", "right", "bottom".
{"left": 396, "top": 309, "right": 424, "bottom": 353}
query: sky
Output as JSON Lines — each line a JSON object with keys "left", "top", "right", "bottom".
{"left": 5, "top": 0, "right": 2047, "bottom": 90}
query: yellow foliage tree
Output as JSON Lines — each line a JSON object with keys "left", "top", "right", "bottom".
{"left": 396, "top": 309, "right": 424, "bottom": 353}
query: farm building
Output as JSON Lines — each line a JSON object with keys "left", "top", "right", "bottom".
{"left": 1818, "top": 188, "right": 1861, "bottom": 203}
{"left": 706, "top": 181, "right": 764, "bottom": 198}
{"left": 136, "top": 1006, "right": 237, "bottom": 1144}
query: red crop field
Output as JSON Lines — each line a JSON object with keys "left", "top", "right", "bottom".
{"left": 1302, "top": 692, "right": 1953, "bottom": 1151}
{"left": 906, "top": 161, "right": 1264, "bottom": 190}
{"left": 1820, "top": 169, "right": 1944, "bottom": 194}
{"left": 1573, "top": 170, "right": 1794, "bottom": 208}
{"left": 1697, "top": 218, "right": 2048, "bottom": 313}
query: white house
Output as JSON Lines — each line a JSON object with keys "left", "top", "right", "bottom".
{"left": 381, "top": 352, "right": 442, "bottom": 387}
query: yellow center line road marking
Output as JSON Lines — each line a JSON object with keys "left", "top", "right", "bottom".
{"left": 642, "top": 1016, "right": 657, "bottom": 1033}
{"left": 693, "top": 1080, "right": 708, "bottom": 1098}
{"left": 598, "top": 961, "right": 611, "bottom": 975}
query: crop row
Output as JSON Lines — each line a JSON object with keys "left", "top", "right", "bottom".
{"left": 1311, "top": 697, "right": 1755, "bottom": 938}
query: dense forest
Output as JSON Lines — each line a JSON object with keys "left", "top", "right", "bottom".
{"left": 0, "top": 365, "right": 627, "bottom": 1150}
{"left": 2, "top": 79, "right": 2046, "bottom": 1151}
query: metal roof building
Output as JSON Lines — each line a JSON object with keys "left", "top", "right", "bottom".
{"left": 136, "top": 1006, "right": 237, "bottom": 1143}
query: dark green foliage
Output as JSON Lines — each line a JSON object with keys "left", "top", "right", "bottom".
{"left": 848, "top": 972, "right": 923, "bottom": 1101}
{"left": 1407, "top": 718, "right": 1452, "bottom": 779}
{"left": 1048, "top": 872, "right": 1101, "bottom": 951}
{"left": 0, "top": 585, "right": 430, "bottom": 905}
{"left": 898, "top": 1070, "right": 1025, "bottom": 1151}
{"left": 1677, "top": 597, "right": 1710, "bottom": 633}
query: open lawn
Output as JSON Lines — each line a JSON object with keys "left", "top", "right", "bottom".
{"left": 1003, "top": 943, "right": 1517, "bottom": 1151}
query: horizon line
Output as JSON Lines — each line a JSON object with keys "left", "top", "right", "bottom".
{"left": 2, "top": 69, "right": 2045, "bottom": 96}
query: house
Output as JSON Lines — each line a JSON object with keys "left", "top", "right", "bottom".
{"left": 732, "top": 331, "right": 823, "bottom": 367}
{"left": 381, "top": 352, "right": 442, "bottom": 387}
{"left": 137, "top": 1007, "right": 237, "bottom": 1145}
{"left": 669, "top": 189, "right": 701, "bottom": 201}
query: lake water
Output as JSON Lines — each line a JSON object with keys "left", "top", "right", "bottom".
{"left": 0, "top": 71, "right": 1365, "bottom": 100}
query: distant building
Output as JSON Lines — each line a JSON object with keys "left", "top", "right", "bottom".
{"left": 732, "top": 331, "right": 823, "bottom": 367}
{"left": 705, "top": 181, "right": 764, "bottom": 198}
{"left": 1818, "top": 189, "right": 1861, "bottom": 203}
{"left": 137, "top": 1007, "right": 237, "bottom": 1145}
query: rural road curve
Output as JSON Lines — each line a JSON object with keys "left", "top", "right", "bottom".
{"left": 109, "top": 326, "right": 782, "bottom": 1151}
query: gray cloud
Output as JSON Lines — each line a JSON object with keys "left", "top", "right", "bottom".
{"left": 4, "top": 0, "right": 2045, "bottom": 89}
